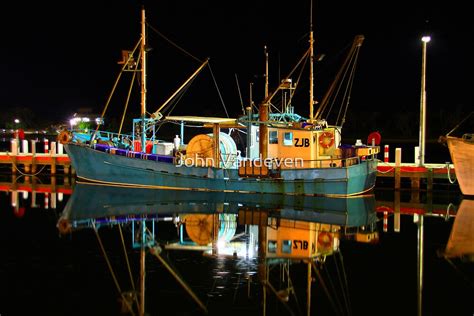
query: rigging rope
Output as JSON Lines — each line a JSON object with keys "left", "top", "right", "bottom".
{"left": 315, "top": 36, "right": 363, "bottom": 123}
{"left": 94, "top": 38, "right": 141, "bottom": 139}
{"left": 312, "top": 262, "right": 343, "bottom": 316}
{"left": 92, "top": 221, "right": 136, "bottom": 316}
{"left": 446, "top": 111, "right": 474, "bottom": 136}
{"left": 118, "top": 66, "right": 138, "bottom": 136}
{"left": 337, "top": 47, "right": 361, "bottom": 127}
{"left": 337, "top": 251, "right": 352, "bottom": 316}
{"left": 323, "top": 260, "right": 345, "bottom": 315}
{"left": 208, "top": 63, "right": 229, "bottom": 118}
{"left": 234, "top": 73, "right": 245, "bottom": 115}
{"left": 118, "top": 224, "right": 140, "bottom": 309}
{"left": 146, "top": 22, "right": 204, "bottom": 63}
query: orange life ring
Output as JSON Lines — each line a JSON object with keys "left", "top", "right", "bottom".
{"left": 57, "top": 218, "right": 72, "bottom": 235}
{"left": 318, "top": 231, "right": 333, "bottom": 248}
{"left": 318, "top": 131, "right": 334, "bottom": 149}
{"left": 58, "top": 130, "right": 72, "bottom": 144}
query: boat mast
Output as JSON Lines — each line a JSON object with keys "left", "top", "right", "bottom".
{"left": 140, "top": 7, "right": 147, "bottom": 152}
{"left": 265, "top": 46, "right": 269, "bottom": 99}
{"left": 259, "top": 47, "right": 270, "bottom": 160}
{"left": 309, "top": 0, "right": 315, "bottom": 122}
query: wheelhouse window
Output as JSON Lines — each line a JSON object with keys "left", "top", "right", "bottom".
{"left": 269, "top": 130, "right": 278, "bottom": 144}
{"left": 268, "top": 240, "right": 277, "bottom": 253}
{"left": 281, "top": 240, "right": 292, "bottom": 254}
{"left": 283, "top": 132, "right": 293, "bottom": 146}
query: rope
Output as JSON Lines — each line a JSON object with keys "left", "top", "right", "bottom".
{"left": 276, "top": 261, "right": 303, "bottom": 315}
{"left": 312, "top": 262, "right": 342, "bottom": 316}
{"left": 444, "top": 257, "right": 474, "bottom": 289}
{"left": 446, "top": 111, "right": 473, "bottom": 136}
{"left": 323, "top": 261, "right": 345, "bottom": 315}
{"left": 118, "top": 224, "right": 140, "bottom": 309}
{"left": 446, "top": 162, "right": 457, "bottom": 184}
{"left": 118, "top": 64, "right": 138, "bottom": 136}
{"left": 337, "top": 46, "right": 361, "bottom": 128}
{"left": 6, "top": 152, "right": 49, "bottom": 176}
{"left": 92, "top": 221, "right": 136, "bottom": 316}
{"left": 146, "top": 22, "right": 203, "bottom": 63}
{"left": 375, "top": 159, "right": 395, "bottom": 174}
{"left": 337, "top": 251, "right": 352, "bottom": 316}
{"left": 208, "top": 62, "right": 229, "bottom": 118}
{"left": 265, "top": 281, "right": 296, "bottom": 316}
{"left": 234, "top": 73, "right": 245, "bottom": 115}
{"left": 94, "top": 38, "right": 141, "bottom": 139}
{"left": 445, "top": 203, "right": 455, "bottom": 222}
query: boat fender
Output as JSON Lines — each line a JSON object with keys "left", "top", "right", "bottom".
{"left": 58, "top": 130, "right": 72, "bottom": 144}
{"left": 318, "top": 231, "right": 333, "bottom": 248}
{"left": 318, "top": 132, "right": 334, "bottom": 149}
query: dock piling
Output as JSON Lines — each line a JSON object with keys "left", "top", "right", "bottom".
{"left": 395, "top": 148, "right": 402, "bottom": 190}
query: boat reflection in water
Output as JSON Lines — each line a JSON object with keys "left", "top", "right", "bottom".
{"left": 440, "top": 198, "right": 474, "bottom": 261}
{"left": 57, "top": 183, "right": 378, "bottom": 315}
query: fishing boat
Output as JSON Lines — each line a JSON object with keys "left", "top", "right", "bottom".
{"left": 61, "top": 6, "right": 379, "bottom": 197}
{"left": 439, "top": 111, "right": 473, "bottom": 196}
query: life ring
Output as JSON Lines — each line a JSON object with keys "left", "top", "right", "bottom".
{"left": 318, "top": 131, "right": 334, "bottom": 149}
{"left": 58, "top": 130, "right": 72, "bottom": 144}
{"left": 57, "top": 218, "right": 72, "bottom": 235}
{"left": 318, "top": 231, "right": 333, "bottom": 248}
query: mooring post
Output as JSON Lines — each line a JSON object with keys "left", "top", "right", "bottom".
{"left": 384, "top": 144, "right": 389, "bottom": 162}
{"left": 395, "top": 148, "right": 402, "bottom": 190}
{"left": 50, "top": 142, "right": 56, "bottom": 175}
{"left": 394, "top": 190, "right": 401, "bottom": 232}
{"left": 427, "top": 168, "right": 433, "bottom": 191}
{"left": 30, "top": 140, "right": 37, "bottom": 174}
{"left": 10, "top": 139, "right": 18, "bottom": 174}
{"left": 411, "top": 177, "right": 420, "bottom": 191}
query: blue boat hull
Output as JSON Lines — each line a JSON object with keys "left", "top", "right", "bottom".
{"left": 61, "top": 183, "right": 377, "bottom": 228}
{"left": 65, "top": 143, "right": 377, "bottom": 197}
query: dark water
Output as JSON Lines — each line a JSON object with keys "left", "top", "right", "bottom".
{"left": 0, "top": 175, "right": 472, "bottom": 316}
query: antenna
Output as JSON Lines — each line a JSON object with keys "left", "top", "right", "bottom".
{"left": 309, "top": 0, "right": 315, "bottom": 121}
{"left": 234, "top": 73, "right": 245, "bottom": 114}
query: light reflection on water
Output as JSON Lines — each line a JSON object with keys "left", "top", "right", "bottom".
{"left": 0, "top": 175, "right": 472, "bottom": 316}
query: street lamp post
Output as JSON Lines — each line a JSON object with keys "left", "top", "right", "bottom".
{"left": 418, "top": 36, "right": 430, "bottom": 166}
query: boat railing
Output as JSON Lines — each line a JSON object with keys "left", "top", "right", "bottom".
{"left": 72, "top": 128, "right": 133, "bottom": 144}
{"left": 72, "top": 128, "right": 168, "bottom": 151}
{"left": 237, "top": 155, "right": 375, "bottom": 177}
{"left": 269, "top": 156, "right": 362, "bottom": 170}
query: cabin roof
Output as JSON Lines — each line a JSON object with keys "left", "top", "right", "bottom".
{"left": 165, "top": 116, "right": 237, "bottom": 124}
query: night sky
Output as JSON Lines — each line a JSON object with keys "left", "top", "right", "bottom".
{"left": 1, "top": 1, "right": 472, "bottom": 136}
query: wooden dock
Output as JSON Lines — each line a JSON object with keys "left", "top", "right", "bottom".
{"left": 1, "top": 175, "right": 75, "bottom": 216}
{"left": 0, "top": 151, "right": 73, "bottom": 175}
{"left": 376, "top": 162, "right": 456, "bottom": 190}
{"left": 375, "top": 189, "right": 458, "bottom": 234}
{"left": 0, "top": 176, "right": 74, "bottom": 195}
{"left": 0, "top": 138, "right": 74, "bottom": 175}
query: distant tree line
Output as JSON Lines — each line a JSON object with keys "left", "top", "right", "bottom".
{"left": 1, "top": 104, "right": 471, "bottom": 141}
{"left": 340, "top": 104, "right": 472, "bottom": 141}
